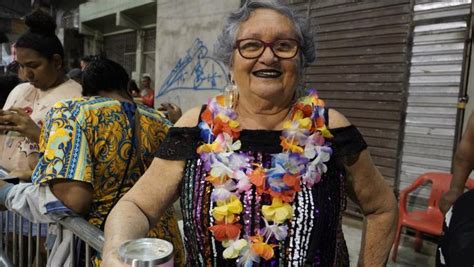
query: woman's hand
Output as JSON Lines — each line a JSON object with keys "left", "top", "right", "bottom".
{"left": 0, "top": 107, "right": 41, "bottom": 143}
{"left": 158, "top": 103, "right": 182, "bottom": 124}
{"left": 439, "top": 189, "right": 462, "bottom": 215}
{"left": 0, "top": 180, "right": 11, "bottom": 211}
{"left": 101, "top": 250, "right": 125, "bottom": 267}
{"left": 0, "top": 180, "right": 7, "bottom": 189}
{"left": 8, "top": 170, "right": 33, "bottom": 182}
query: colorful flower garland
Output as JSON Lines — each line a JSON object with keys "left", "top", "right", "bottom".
{"left": 197, "top": 89, "right": 333, "bottom": 265}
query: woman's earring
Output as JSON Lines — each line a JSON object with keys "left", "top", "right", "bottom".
{"left": 224, "top": 82, "right": 238, "bottom": 109}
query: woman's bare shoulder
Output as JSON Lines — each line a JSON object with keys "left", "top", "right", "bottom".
{"left": 173, "top": 106, "right": 203, "bottom": 127}
{"left": 328, "top": 108, "right": 351, "bottom": 129}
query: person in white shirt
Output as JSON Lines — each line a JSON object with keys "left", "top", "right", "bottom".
{"left": 0, "top": 9, "right": 82, "bottom": 266}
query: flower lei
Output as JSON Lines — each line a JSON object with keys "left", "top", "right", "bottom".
{"left": 197, "top": 89, "right": 333, "bottom": 265}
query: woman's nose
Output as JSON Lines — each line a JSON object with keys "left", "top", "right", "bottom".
{"left": 258, "top": 46, "right": 278, "bottom": 65}
{"left": 25, "top": 69, "right": 34, "bottom": 80}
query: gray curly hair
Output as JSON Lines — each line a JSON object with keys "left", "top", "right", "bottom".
{"left": 214, "top": 0, "right": 316, "bottom": 69}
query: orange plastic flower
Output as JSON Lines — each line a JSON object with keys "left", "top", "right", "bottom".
{"left": 283, "top": 173, "right": 301, "bottom": 193}
{"left": 201, "top": 108, "right": 213, "bottom": 125}
{"left": 216, "top": 95, "right": 226, "bottom": 106}
{"left": 209, "top": 222, "right": 242, "bottom": 241}
{"left": 250, "top": 235, "right": 275, "bottom": 260}
{"left": 267, "top": 189, "right": 296, "bottom": 203}
{"left": 213, "top": 116, "right": 240, "bottom": 139}
{"left": 315, "top": 117, "right": 325, "bottom": 128}
{"left": 293, "top": 103, "right": 313, "bottom": 117}
{"left": 205, "top": 174, "right": 227, "bottom": 185}
{"left": 249, "top": 167, "right": 266, "bottom": 194}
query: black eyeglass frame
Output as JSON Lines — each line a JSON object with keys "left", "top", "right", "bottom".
{"left": 233, "top": 38, "right": 301, "bottom": 60}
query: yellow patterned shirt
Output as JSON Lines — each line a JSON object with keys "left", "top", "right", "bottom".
{"left": 31, "top": 96, "right": 185, "bottom": 265}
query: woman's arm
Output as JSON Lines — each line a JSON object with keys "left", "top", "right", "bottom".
{"left": 329, "top": 109, "right": 398, "bottom": 266}
{"left": 346, "top": 150, "right": 397, "bottom": 266}
{"left": 102, "top": 106, "right": 201, "bottom": 266}
{"left": 0, "top": 178, "right": 94, "bottom": 219}
{"left": 102, "top": 158, "right": 184, "bottom": 266}
{"left": 439, "top": 112, "right": 474, "bottom": 214}
{"left": 0, "top": 181, "right": 81, "bottom": 223}
{"left": 49, "top": 180, "right": 93, "bottom": 215}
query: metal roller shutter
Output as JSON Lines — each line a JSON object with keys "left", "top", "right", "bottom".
{"left": 285, "top": 0, "right": 412, "bottom": 216}
{"left": 399, "top": 0, "right": 471, "bottom": 211}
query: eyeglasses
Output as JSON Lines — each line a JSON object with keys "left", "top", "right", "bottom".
{"left": 234, "top": 38, "right": 300, "bottom": 60}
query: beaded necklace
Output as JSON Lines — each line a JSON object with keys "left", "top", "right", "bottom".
{"left": 197, "top": 89, "right": 333, "bottom": 264}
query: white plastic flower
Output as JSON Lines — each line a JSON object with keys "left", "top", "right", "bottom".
{"left": 282, "top": 120, "right": 309, "bottom": 145}
{"left": 234, "top": 170, "right": 252, "bottom": 192}
{"left": 302, "top": 146, "right": 331, "bottom": 187}
{"left": 211, "top": 179, "right": 237, "bottom": 201}
{"left": 261, "top": 219, "right": 288, "bottom": 241}
{"left": 229, "top": 153, "right": 251, "bottom": 170}
{"left": 237, "top": 246, "right": 260, "bottom": 267}
{"left": 222, "top": 239, "right": 248, "bottom": 259}
{"left": 210, "top": 153, "right": 234, "bottom": 178}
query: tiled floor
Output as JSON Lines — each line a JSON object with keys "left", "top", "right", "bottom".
{"left": 343, "top": 216, "right": 436, "bottom": 267}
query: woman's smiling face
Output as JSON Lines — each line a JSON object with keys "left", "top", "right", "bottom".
{"left": 231, "top": 8, "right": 301, "bottom": 102}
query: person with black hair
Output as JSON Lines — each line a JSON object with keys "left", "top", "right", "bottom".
{"left": 80, "top": 55, "right": 94, "bottom": 71}
{"left": 0, "top": 9, "right": 82, "bottom": 181}
{"left": 67, "top": 68, "right": 83, "bottom": 84}
{"left": 0, "top": 9, "right": 81, "bottom": 266}
{"left": 0, "top": 57, "right": 185, "bottom": 266}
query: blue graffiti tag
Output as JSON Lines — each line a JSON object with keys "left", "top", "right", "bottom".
{"left": 157, "top": 38, "right": 229, "bottom": 98}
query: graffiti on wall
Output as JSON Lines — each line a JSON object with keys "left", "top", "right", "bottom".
{"left": 157, "top": 38, "right": 229, "bottom": 98}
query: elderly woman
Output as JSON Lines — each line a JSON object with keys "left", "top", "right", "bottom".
{"left": 102, "top": 1, "right": 397, "bottom": 266}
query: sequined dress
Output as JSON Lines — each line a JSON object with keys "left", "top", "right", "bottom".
{"left": 156, "top": 108, "right": 367, "bottom": 266}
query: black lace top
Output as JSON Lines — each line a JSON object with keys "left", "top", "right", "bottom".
{"left": 156, "top": 109, "right": 367, "bottom": 267}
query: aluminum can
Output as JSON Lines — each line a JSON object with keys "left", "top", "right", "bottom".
{"left": 119, "top": 238, "right": 174, "bottom": 267}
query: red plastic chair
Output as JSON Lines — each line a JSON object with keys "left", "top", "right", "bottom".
{"left": 391, "top": 172, "right": 474, "bottom": 262}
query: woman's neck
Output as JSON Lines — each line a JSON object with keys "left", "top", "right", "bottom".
{"left": 41, "top": 73, "right": 68, "bottom": 92}
{"left": 99, "top": 90, "right": 133, "bottom": 103}
{"left": 235, "top": 96, "right": 293, "bottom": 130}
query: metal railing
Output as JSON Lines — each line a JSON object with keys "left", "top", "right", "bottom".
{"left": 0, "top": 211, "right": 104, "bottom": 267}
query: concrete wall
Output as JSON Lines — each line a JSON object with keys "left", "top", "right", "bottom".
{"left": 154, "top": 0, "right": 240, "bottom": 111}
